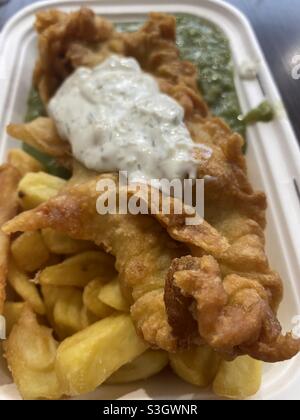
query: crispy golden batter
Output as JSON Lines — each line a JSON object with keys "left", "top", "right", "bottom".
{"left": 34, "top": 8, "right": 114, "bottom": 103}
{"left": 189, "top": 118, "right": 267, "bottom": 228}
{"left": 0, "top": 165, "right": 21, "bottom": 313}
{"left": 124, "top": 184, "right": 230, "bottom": 259}
{"left": 7, "top": 149, "right": 45, "bottom": 176}
{"left": 166, "top": 256, "right": 299, "bottom": 362}
{"left": 4, "top": 10, "right": 298, "bottom": 362}
{"left": 3, "top": 176, "right": 227, "bottom": 352}
{"left": 7, "top": 118, "right": 72, "bottom": 169}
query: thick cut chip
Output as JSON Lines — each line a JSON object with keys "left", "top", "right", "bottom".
{"left": 18, "top": 172, "right": 66, "bottom": 210}
{"left": 213, "top": 356, "right": 262, "bottom": 400}
{"left": 11, "top": 231, "right": 50, "bottom": 272}
{"left": 98, "top": 278, "right": 130, "bottom": 312}
{"left": 8, "top": 259, "right": 45, "bottom": 315}
{"left": 4, "top": 306, "right": 62, "bottom": 400}
{"left": 3, "top": 302, "right": 26, "bottom": 336}
{"left": 83, "top": 279, "right": 113, "bottom": 318}
{"left": 53, "top": 288, "right": 97, "bottom": 338}
{"left": 42, "top": 228, "right": 95, "bottom": 255}
{"left": 169, "top": 346, "right": 221, "bottom": 387}
{"left": 55, "top": 314, "right": 148, "bottom": 396}
{"left": 41, "top": 284, "right": 79, "bottom": 337}
{"left": 38, "top": 251, "right": 116, "bottom": 287}
{"left": 107, "top": 350, "right": 168, "bottom": 384}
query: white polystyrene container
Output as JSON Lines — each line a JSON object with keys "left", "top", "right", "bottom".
{"left": 0, "top": 0, "right": 300, "bottom": 401}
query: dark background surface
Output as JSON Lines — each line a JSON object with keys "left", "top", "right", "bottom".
{"left": 1, "top": 0, "right": 299, "bottom": 144}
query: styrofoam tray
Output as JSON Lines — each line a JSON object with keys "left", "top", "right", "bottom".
{"left": 0, "top": 0, "right": 300, "bottom": 401}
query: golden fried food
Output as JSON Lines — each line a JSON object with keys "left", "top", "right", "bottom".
{"left": 83, "top": 279, "right": 114, "bottom": 318}
{"left": 7, "top": 118, "right": 71, "bottom": 169}
{"left": 3, "top": 302, "right": 26, "bottom": 336}
{"left": 4, "top": 174, "right": 298, "bottom": 362}
{"left": 189, "top": 118, "right": 267, "bottom": 227}
{"left": 169, "top": 345, "right": 221, "bottom": 387}
{"left": 98, "top": 278, "right": 130, "bottom": 313}
{"left": 38, "top": 251, "right": 116, "bottom": 288}
{"left": 11, "top": 231, "right": 50, "bottom": 272}
{"left": 8, "top": 259, "right": 45, "bottom": 315}
{"left": 17, "top": 171, "right": 66, "bottom": 210}
{"left": 55, "top": 314, "right": 148, "bottom": 396}
{"left": 7, "top": 149, "right": 45, "bottom": 176}
{"left": 213, "top": 356, "right": 262, "bottom": 399}
{"left": 166, "top": 255, "right": 299, "bottom": 362}
{"left": 4, "top": 169, "right": 227, "bottom": 351}
{"left": 41, "top": 284, "right": 80, "bottom": 337}
{"left": 3, "top": 177, "right": 186, "bottom": 351}
{"left": 42, "top": 228, "right": 95, "bottom": 254}
{"left": 0, "top": 164, "right": 21, "bottom": 313}
{"left": 52, "top": 288, "right": 96, "bottom": 338}
{"left": 4, "top": 306, "right": 62, "bottom": 400}
{"left": 34, "top": 8, "right": 114, "bottom": 104}
{"left": 107, "top": 350, "right": 168, "bottom": 384}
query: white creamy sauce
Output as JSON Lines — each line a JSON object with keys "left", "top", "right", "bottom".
{"left": 48, "top": 55, "right": 200, "bottom": 182}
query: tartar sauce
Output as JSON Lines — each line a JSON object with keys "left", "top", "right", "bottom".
{"left": 48, "top": 55, "right": 198, "bottom": 182}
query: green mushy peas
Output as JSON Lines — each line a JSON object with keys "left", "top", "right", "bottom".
{"left": 175, "top": 14, "right": 246, "bottom": 137}
{"left": 240, "top": 100, "right": 275, "bottom": 125}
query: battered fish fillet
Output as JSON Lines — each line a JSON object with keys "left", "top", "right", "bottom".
{"left": 3, "top": 175, "right": 228, "bottom": 352}
{"left": 3, "top": 176, "right": 298, "bottom": 361}
{"left": 4, "top": 10, "right": 299, "bottom": 361}
{"left": 0, "top": 165, "right": 21, "bottom": 313}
